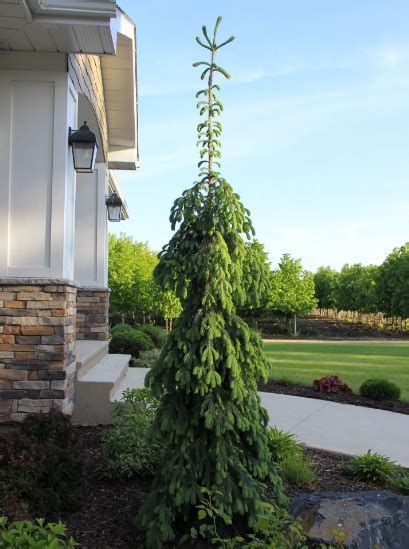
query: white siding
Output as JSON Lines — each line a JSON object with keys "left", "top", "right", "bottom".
{"left": 0, "top": 69, "right": 78, "bottom": 278}
{"left": 74, "top": 164, "right": 108, "bottom": 287}
{"left": 8, "top": 81, "right": 54, "bottom": 270}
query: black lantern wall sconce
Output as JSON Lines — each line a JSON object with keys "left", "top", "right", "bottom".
{"left": 68, "top": 121, "right": 99, "bottom": 173}
{"left": 106, "top": 192, "right": 123, "bottom": 222}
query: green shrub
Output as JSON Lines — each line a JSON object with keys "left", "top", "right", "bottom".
{"left": 345, "top": 450, "right": 398, "bottom": 483}
{"left": 109, "top": 323, "right": 154, "bottom": 359}
{"left": 139, "top": 324, "right": 168, "bottom": 349}
{"left": 132, "top": 348, "right": 161, "bottom": 368}
{"left": 359, "top": 379, "right": 401, "bottom": 401}
{"left": 281, "top": 454, "right": 317, "bottom": 488}
{"left": 267, "top": 427, "right": 304, "bottom": 465}
{"left": 101, "top": 388, "right": 163, "bottom": 479}
{"left": 389, "top": 473, "right": 409, "bottom": 495}
{"left": 0, "top": 411, "right": 81, "bottom": 518}
{"left": 0, "top": 516, "right": 78, "bottom": 548}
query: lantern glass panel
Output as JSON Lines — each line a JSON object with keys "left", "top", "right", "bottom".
{"left": 72, "top": 142, "right": 98, "bottom": 173}
{"left": 108, "top": 205, "right": 122, "bottom": 222}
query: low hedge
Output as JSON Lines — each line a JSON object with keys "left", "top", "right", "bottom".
{"left": 359, "top": 378, "right": 401, "bottom": 401}
{"left": 109, "top": 324, "right": 154, "bottom": 359}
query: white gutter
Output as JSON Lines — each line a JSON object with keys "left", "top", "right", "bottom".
{"left": 26, "top": 0, "right": 116, "bottom": 18}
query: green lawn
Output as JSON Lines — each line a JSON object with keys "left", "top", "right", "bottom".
{"left": 263, "top": 341, "right": 409, "bottom": 402}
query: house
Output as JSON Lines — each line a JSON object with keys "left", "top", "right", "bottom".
{"left": 0, "top": 0, "right": 138, "bottom": 424}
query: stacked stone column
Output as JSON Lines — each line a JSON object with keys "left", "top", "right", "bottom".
{"left": 76, "top": 287, "right": 109, "bottom": 341}
{"left": 0, "top": 279, "right": 77, "bottom": 423}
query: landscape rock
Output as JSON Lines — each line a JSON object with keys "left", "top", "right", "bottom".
{"left": 291, "top": 491, "right": 409, "bottom": 548}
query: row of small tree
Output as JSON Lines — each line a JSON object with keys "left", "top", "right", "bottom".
{"left": 108, "top": 234, "right": 181, "bottom": 329}
{"left": 108, "top": 233, "right": 317, "bottom": 335}
{"left": 240, "top": 243, "right": 317, "bottom": 334}
{"left": 314, "top": 243, "right": 409, "bottom": 324}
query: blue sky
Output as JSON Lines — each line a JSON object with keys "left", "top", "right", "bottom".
{"left": 113, "top": 0, "right": 409, "bottom": 271}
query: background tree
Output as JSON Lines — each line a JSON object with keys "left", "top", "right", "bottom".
{"left": 160, "top": 290, "right": 183, "bottom": 332}
{"left": 314, "top": 266, "right": 340, "bottom": 312}
{"left": 108, "top": 234, "right": 180, "bottom": 325}
{"left": 269, "top": 254, "right": 317, "bottom": 335}
{"left": 378, "top": 243, "right": 409, "bottom": 321}
{"left": 336, "top": 263, "right": 379, "bottom": 316}
{"left": 139, "top": 18, "right": 284, "bottom": 547}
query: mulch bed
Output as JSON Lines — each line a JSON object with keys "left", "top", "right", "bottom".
{"left": 259, "top": 379, "right": 409, "bottom": 415}
{"left": 258, "top": 316, "right": 409, "bottom": 340}
{"left": 44, "top": 427, "right": 381, "bottom": 549}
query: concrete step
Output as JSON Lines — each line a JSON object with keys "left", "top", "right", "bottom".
{"left": 76, "top": 340, "right": 109, "bottom": 379}
{"left": 72, "top": 353, "right": 131, "bottom": 425}
{"left": 111, "top": 367, "right": 150, "bottom": 403}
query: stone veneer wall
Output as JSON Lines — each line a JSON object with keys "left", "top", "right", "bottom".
{"left": 0, "top": 279, "right": 77, "bottom": 423}
{"left": 76, "top": 287, "right": 109, "bottom": 341}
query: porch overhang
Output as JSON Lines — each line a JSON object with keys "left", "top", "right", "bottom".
{"left": 102, "top": 9, "right": 139, "bottom": 171}
{"left": 0, "top": 0, "right": 117, "bottom": 54}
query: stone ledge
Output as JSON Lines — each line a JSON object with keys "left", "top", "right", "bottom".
{"left": 78, "top": 286, "right": 111, "bottom": 293}
{"left": 0, "top": 278, "right": 80, "bottom": 287}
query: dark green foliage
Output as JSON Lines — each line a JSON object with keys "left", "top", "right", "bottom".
{"left": 266, "top": 427, "right": 304, "bottom": 465}
{"left": 345, "top": 450, "right": 398, "bottom": 483}
{"left": 314, "top": 267, "right": 340, "bottom": 311}
{"left": 336, "top": 263, "right": 379, "bottom": 314}
{"left": 239, "top": 240, "right": 273, "bottom": 320}
{"left": 101, "top": 389, "right": 163, "bottom": 479}
{"left": 20, "top": 408, "right": 73, "bottom": 445}
{"left": 182, "top": 488, "right": 307, "bottom": 547}
{"left": 138, "top": 17, "right": 285, "bottom": 547}
{"left": 109, "top": 323, "right": 154, "bottom": 359}
{"left": 377, "top": 243, "right": 409, "bottom": 319}
{"left": 132, "top": 348, "right": 161, "bottom": 368}
{"left": 0, "top": 517, "right": 78, "bottom": 548}
{"left": 359, "top": 378, "right": 401, "bottom": 401}
{"left": 390, "top": 473, "right": 409, "bottom": 495}
{"left": 139, "top": 324, "right": 168, "bottom": 349}
{"left": 0, "top": 411, "right": 81, "bottom": 518}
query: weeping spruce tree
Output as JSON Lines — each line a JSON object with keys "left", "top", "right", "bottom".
{"left": 139, "top": 17, "right": 285, "bottom": 547}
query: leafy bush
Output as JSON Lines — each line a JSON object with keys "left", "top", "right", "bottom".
{"left": 138, "top": 324, "right": 168, "bottom": 349}
{"left": 182, "top": 488, "right": 307, "bottom": 548}
{"left": 101, "top": 388, "right": 163, "bottom": 479}
{"left": 0, "top": 411, "right": 81, "bottom": 518}
{"left": 359, "top": 378, "right": 401, "bottom": 401}
{"left": 267, "top": 427, "right": 304, "bottom": 464}
{"left": 20, "top": 408, "right": 74, "bottom": 446}
{"left": 109, "top": 323, "right": 154, "bottom": 359}
{"left": 313, "top": 375, "right": 352, "bottom": 394}
{"left": 345, "top": 450, "right": 398, "bottom": 483}
{"left": 0, "top": 517, "right": 78, "bottom": 548}
{"left": 132, "top": 348, "right": 161, "bottom": 368}
{"left": 390, "top": 473, "right": 409, "bottom": 495}
{"left": 281, "top": 454, "right": 317, "bottom": 488}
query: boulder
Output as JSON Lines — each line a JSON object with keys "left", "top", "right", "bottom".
{"left": 291, "top": 491, "right": 409, "bottom": 548}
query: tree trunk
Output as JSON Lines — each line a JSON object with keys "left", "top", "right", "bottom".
{"left": 293, "top": 314, "right": 297, "bottom": 336}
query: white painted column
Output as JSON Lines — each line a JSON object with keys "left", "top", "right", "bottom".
{"left": 74, "top": 163, "right": 108, "bottom": 288}
{"left": 0, "top": 70, "right": 78, "bottom": 279}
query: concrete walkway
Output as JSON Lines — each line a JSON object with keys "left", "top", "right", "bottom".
{"left": 114, "top": 368, "right": 409, "bottom": 468}
{"left": 260, "top": 392, "right": 409, "bottom": 467}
